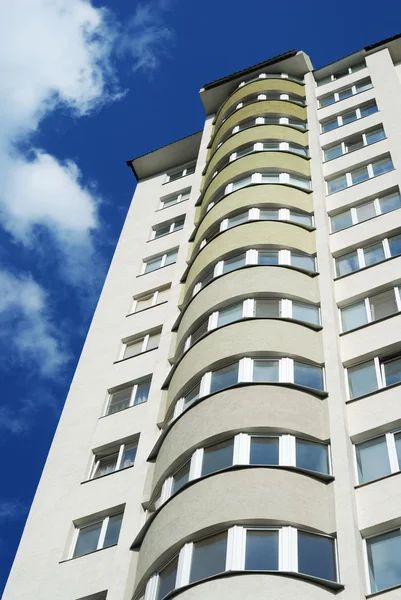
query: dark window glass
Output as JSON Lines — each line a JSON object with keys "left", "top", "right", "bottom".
{"left": 74, "top": 522, "right": 101, "bottom": 557}
{"left": 294, "top": 362, "right": 324, "bottom": 390}
{"left": 250, "top": 437, "right": 279, "bottom": 465}
{"left": 367, "top": 530, "right": 401, "bottom": 593}
{"left": 157, "top": 557, "right": 178, "bottom": 600}
{"left": 245, "top": 530, "right": 279, "bottom": 570}
{"left": 210, "top": 363, "right": 239, "bottom": 394}
{"left": 103, "top": 513, "right": 123, "bottom": 548}
{"left": 298, "top": 532, "right": 336, "bottom": 581}
{"left": 296, "top": 440, "right": 329, "bottom": 474}
{"left": 201, "top": 439, "right": 234, "bottom": 476}
{"left": 189, "top": 532, "right": 227, "bottom": 583}
{"left": 171, "top": 461, "right": 190, "bottom": 495}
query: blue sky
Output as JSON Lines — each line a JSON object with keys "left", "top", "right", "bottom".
{"left": 0, "top": 0, "right": 399, "bottom": 591}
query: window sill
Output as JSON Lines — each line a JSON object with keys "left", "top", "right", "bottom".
{"left": 346, "top": 378, "right": 401, "bottom": 404}
{"left": 99, "top": 400, "right": 147, "bottom": 419}
{"left": 127, "top": 301, "right": 168, "bottom": 317}
{"left": 157, "top": 199, "right": 189, "bottom": 212}
{"left": 137, "top": 263, "right": 177, "bottom": 278}
{"left": 334, "top": 252, "right": 401, "bottom": 281}
{"left": 206, "top": 123, "right": 310, "bottom": 154}
{"left": 59, "top": 543, "right": 117, "bottom": 564}
{"left": 340, "top": 309, "right": 400, "bottom": 336}
{"left": 114, "top": 347, "right": 158, "bottom": 365}
{"left": 326, "top": 167, "right": 394, "bottom": 196}
{"left": 147, "top": 230, "right": 184, "bottom": 243}
{"left": 81, "top": 464, "right": 134, "bottom": 485}
{"left": 355, "top": 468, "right": 401, "bottom": 490}
{"left": 367, "top": 582, "right": 401, "bottom": 597}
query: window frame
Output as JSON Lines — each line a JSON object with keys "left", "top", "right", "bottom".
{"left": 363, "top": 527, "right": 401, "bottom": 594}
{"left": 330, "top": 190, "right": 401, "bottom": 233}
{"left": 89, "top": 439, "right": 138, "bottom": 480}
{"left": 142, "top": 248, "right": 178, "bottom": 274}
{"left": 346, "top": 352, "right": 401, "bottom": 399}
{"left": 327, "top": 156, "right": 394, "bottom": 195}
{"left": 317, "top": 78, "right": 372, "bottom": 108}
{"left": 316, "top": 62, "right": 366, "bottom": 87}
{"left": 334, "top": 232, "right": 401, "bottom": 277}
{"left": 354, "top": 429, "right": 401, "bottom": 485}
{"left": 71, "top": 512, "right": 123, "bottom": 559}
{"left": 159, "top": 189, "right": 191, "bottom": 210}
{"left": 132, "top": 286, "right": 170, "bottom": 314}
{"left": 105, "top": 378, "right": 151, "bottom": 416}
{"left": 121, "top": 330, "right": 161, "bottom": 360}
{"left": 323, "top": 126, "right": 385, "bottom": 162}
{"left": 151, "top": 217, "right": 185, "bottom": 240}
{"left": 340, "top": 286, "right": 401, "bottom": 332}
{"left": 164, "top": 163, "right": 196, "bottom": 184}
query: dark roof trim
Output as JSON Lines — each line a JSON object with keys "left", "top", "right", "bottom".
{"left": 365, "top": 32, "right": 401, "bottom": 51}
{"left": 202, "top": 50, "right": 297, "bottom": 91}
{"left": 126, "top": 159, "right": 138, "bottom": 179}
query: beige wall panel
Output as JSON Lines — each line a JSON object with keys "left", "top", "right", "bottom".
{"left": 136, "top": 468, "right": 335, "bottom": 583}
{"left": 153, "top": 385, "right": 329, "bottom": 486}
{"left": 340, "top": 313, "right": 401, "bottom": 364}
{"left": 334, "top": 256, "right": 401, "bottom": 304}
{"left": 193, "top": 184, "right": 312, "bottom": 246}
{"left": 201, "top": 152, "right": 310, "bottom": 207}
{"left": 347, "top": 386, "right": 401, "bottom": 440}
{"left": 356, "top": 474, "right": 401, "bottom": 535}
{"left": 320, "top": 110, "right": 382, "bottom": 147}
{"left": 326, "top": 170, "right": 398, "bottom": 215}
{"left": 323, "top": 139, "right": 389, "bottom": 179}
{"left": 330, "top": 209, "right": 401, "bottom": 255}
{"left": 184, "top": 220, "right": 316, "bottom": 295}
{"left": 167, "top": 319, "right": 323, "bottom": 409}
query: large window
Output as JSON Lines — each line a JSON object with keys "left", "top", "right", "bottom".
{"left": 215, "top": 114, "right": 308, "bottom": 149}
{"left": 143, "top": 248, "right": 178, "bottom": 273}
{"left": 165, "top": 164, "right": 195, "bottom": 183}
{"left": 72, "top": 512, "right": 123, "bottom": 558}
{"left": 159, "top": 189, "right": 190, "bottom": 209}
{"left": 133, "top": 286, "right": 170, "bottom": 313}
{"left": 183, "top": 297, "right": 320, "bottom": 354}
{"left": 106, "top": 379, "right": 151, "bottom": 415}
{"left": 317, "top": 62, "right": 365, "bottom": 86}
{"left": 327, "top": 156, "right": 394, "bottom": 194}
{"left": 323, "top": 126, "right": 385, "bottom": 161}
{"left": 90, "top": 440, "right": 137, "bottom": 479}
{"left": 335, "top": 232, "right": 401, "bottom": 277}
{"left": 150, "top": 433, "right": 330, "bottom": 511}
{"left": 220, "top": 91, "right": 306, "bottom": 123}
{"left": 192, "top": 247, "right": 316, "bottom": 296}
{"left": 347, "top": 353, "right": 401, "bottom": 399}
{"left": 366, "top": 529, "right": 401, "bottom": 593}
{"left": 330, "top": 190, "right": 401, "bottom": 232}
{"left": 151, "top": 216, "right": 185, "bottom": 239}
{"left": 355, "top": 430, "right": 401, "bottom": 484}
{"left": 143, "top": 526, "right": 338, "bottom": 599}
{"left": 318, "top": 78, "right": 372, "bottom": 108}
{"left": 122, "top": 330, "right": 161, "bottom": 359}
{"left": 320, "top": 101, "right": 377, "bottom": 133}
{"left": 238, "top": 72, "right": 304, "bottom": 87}
{"left": 340, "top": 286, "right": 401, "bottom": 332}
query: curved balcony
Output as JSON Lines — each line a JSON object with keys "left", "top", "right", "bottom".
{"left": 193, "top": 184, "right": 312, "bottom": 239}
{"left": 204, "top": 124, "right": 308, "bottom": 183}
{"left": 165, "top": 319, "right": 323, "bottom": 414}
{"left": 182, "top": 221, "right": 316, "bottom": 299}
{"left": 214, "top": 78, "right": 306, "bottom": 130}
{"left": 133, "top": 468, "right": 335, "bottom": 585}
{"left": 151, "top": 385, "right": 328, "bottom": 485}
{"left": 200, "top": 152, "right": 310, "bottom": 209}
{"left": 175, "top": 266, "right": 319, "bottom": 350}
{"left": 209, "top": 101, "right": 307, "bottom": 154}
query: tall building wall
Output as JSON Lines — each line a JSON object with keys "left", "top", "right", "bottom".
{"left": 4, "top": 37, "right": 401, "bottom": 600}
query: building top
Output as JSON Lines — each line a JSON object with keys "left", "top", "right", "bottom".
{"left": 127, "top": 131, "right": 202, "bottom": 181}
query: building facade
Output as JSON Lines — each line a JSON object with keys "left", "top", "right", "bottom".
{"left": 4, "top": 35, "right": 401, "bottom": 600}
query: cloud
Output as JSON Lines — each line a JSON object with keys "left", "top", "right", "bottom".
{"left": 0, "top": 501, "right": 27, "bottom": 523}
{"left": 0, "top": 270, "right": 69, "bottom": 377}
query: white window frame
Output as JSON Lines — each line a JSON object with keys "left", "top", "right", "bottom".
{"left": 142, "top": 249, "right": 178, "bottom": 274}
{"left": 159, "top": 190, "right": 190, "bottom": 210}
{"left": 324, "top": 127, "right": 385, "bottom": 161}
{"left": 133, "top": 287, "right": 170, "bottom": 313}
{"left": 105, "top": 379, "right": 151, "bottom": 416}
{"left": 321, "top": 102, "right": 377, "bottom": 133}
{"left": 327, "top": 156, "right": 394, "bottom": 194}
{"left": 335, "top": 235, "right": 396, "bottom": 276}
{"left": 70, "top": 513, "right": 123, "bottom": 559}
{"left": 340, "top": 286, "right": 401, "bottom": 332}
{"left": 318, "top": 78, "right": 372, "bottom": 108}
{"left": 354, "top": 429, "right": 401, "bottom": 486}
{"left": 346, "top": 353, "right": 401, "bottom": 399}
{"left": 142, "top": 525, "right": 338, "bottom": 599}
{"left": 164, "top": 163, "right": 195, "bottom": 183}
{"left": 151, "top": 217, "right": 185, "bottom": 240}
{"left": 121, "top": 331, "right": 160, "bottom": 360}
{"left": 89, "top": 440, "right": 137, "bottom": 480}
{"left": 317, "top": 63, "right": 366, "bottom": 86}
{"left": 363, "top": 527, "right": 401, "bottom": 594}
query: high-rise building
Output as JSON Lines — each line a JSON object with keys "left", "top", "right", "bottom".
{"left": 5, "top": 34, "right": 401, "bottom": 600}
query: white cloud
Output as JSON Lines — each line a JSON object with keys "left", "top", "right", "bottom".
{"left": 0, "top": 501, "right": 27, "bottom": 523}
{"left": 0, "top": 270, "right": 68, "bottom": 377}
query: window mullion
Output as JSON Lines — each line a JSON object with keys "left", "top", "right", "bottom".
{"left": 97, "top": 517, "right": 109, "bottom": 550}
{"left": 386, "top": 433, "right": 399, "bottom": 473}
{"left": 357, "top": 248, "right": 365, "bottom": 269}
{"left": 394, "top": 286, "right": 401, "bottom": 312}
{"left": 208, "top": 312, "right": 218, "bottom": 330}
{"left": 130, "top": 385, "right": 138, "bottom": 408}
{"left": 367, "top": 163, "right": 374, "bottom": 179}
{"left": 116, "top": 444, "right": 125, "bottom": 471}
{"left": 234, "top": 433, "right": 249, "bottom": 465}
{"left": 248, "top": 249, "right": 258, "bottom": 265}
{"left": 243, "top": 298, "right": 254, "bottom": 318}
{"left": 161, "top": 478, "right": 173, "bottom": 503}
{"left": 350, "top": 207, "right": 358, "bottom": 224}
{"left": 383, "top": 238, "right": 391, "bottom": 258}
{"left": 176, "top": 543, "right": 193, "bottom": 588}
{"left": 201, "top": 372, "right": 211, "bottom": 396}
{"left": 240, "top": 357, "right": 253, "bottom": 382}
{"left": 189, "top": 448, "right": 203, "bottom": 480}
{"left": 281, "top": 298, "right": 292, "bottom": 318}
{"left": 374, "top": 357, "right": 384, "bottom": 388}
{"left": 365, "top": 298, "right": 372, "bottom": 323}
{"left": 144, "top": 574, "right": 158, "bottom": 600}
{"left": 142, "top": 334, "right": 150, "bottom": 352}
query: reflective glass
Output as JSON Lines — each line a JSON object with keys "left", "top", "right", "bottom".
{"left": 394, "top": 432, "right": 401, "bottom": 469}
{"left": 210, "top": 363, "right": 239, "bottom": 393}
{"left": 250, "top": 437, "right": 279, "bottom": 465}
{"left": 259, "top": 208, "right": 279, "bottom": 220}
{"left": 363, "top": 242, "right": 385, "bottom": 266}
{"left": 298, "top": 532, "right": 336, "bottom": 581}
{"left": 369, "top": 289, "right": 397, "bottom": 321}
{"left": 383, "top": 357, "right": 401, "bottom": 386}
{"left": 124, "top": 338, "right": 144, "bottom": 359}
{"left": 255, "top": 299, "right": 280, "bottom": 318}
{"left": 372, "top": 157, "right": 393, "bottom": 176}
{"left": 345, "top": 136, "right": 364, "bottom": 152}
{"left": 296, "top": 440, "right": 329, "bottom": 473}
{"left": 341, "top": 301, "right": 368, "bottom": 332}
{"left": 104, "top": 513, "right": 123, "bottom": 548}
{"left": 336, "top": 251, "right": 359, "bottom": 276}
{"left": 74, "top": 522, "right": 101, "bottom": 557}
{"left": 217, "top": 302, "right": 243, "bottom": 327}
{"left": 292, "top": 302, "right": 320, "bottom": 325}
{"left": 253, "top": 360, "right": 279, "bottom": 382}
{"left": 222, "top": 253, "right": 246, "bottom": 274}
{"left": 322, "top": 118, "right": 338, "bottom": 133}
{"left": 201, "top": 439, "right": 234, "bottom": 476}
{"left": 290, "top": 212, "right": 313, "bottom": 226}
{"left": 355, "top": 200, "right": 376, "bottom": 223}
{"left": 134, "top": 380, "right": 151, "bottom": 405}
{"left": 147, "top": 332, "right": 160, "bottom": 351}
{"left": 366, "top": 128, "right": 385, "bottom": 144}
{"left": 190, "top": 319, "right": 208, "bottom": 344}
{"left": 348, "top": 360, "right": 378, "bottom": 398}
{"left": 165, "top": 249, "right": 178, "bottom": 266}
{"left": 294, "top": 362, "right": 323, "bottom": 390}
{"left": 183, "top": 382, "right": 201, "bottom": 407}
{"left": 355, "top": 81, "right": 372, "bottom": 93}
{"left": 380, "top": 192, "right": 401, "bottom": 214}
{"left": 331, "top": 210, "right": 353, "bottom": 232}
{"left": 154, "top": 224, "right": 171, "bottom": 238}
{"left": 145, "top": 257, "right": 163, "bottom": 273}
{"left": 108, "top": 388, "right": 132, "bottom": 414}
{"left": 325, "top": 144, "right": 343, "bottom": 161}
{"left": 389, "top": 233, "right": 401, "bottom": 257}
{"left": 328, "top": 175, "right": 347, "bottom": 193}
{"left": 171, "top": 461, "right": 190, "bottom": 495}
{"left": 351, "top": 165, "right": 369, "bottom": 185}
{"left": 320, "top": 95, "right": 335, "bottom": 107}
{"left": 356, "top": 436, "right": 390, "bottom": 483}
{"left": 342, "top": 110, "right": 357, "bottom": 125}
{"left": 120, "top": 443, "right": 137, "bottom": 469}
{"left": 189, "top": 532, "right": 227, "bottom": 583}
{"left": 227, "top": 211, "right": 249, "bottom": 228}
{"left": 95, "top": 454, "right": 118, "bottom": 477}
{"left": 360, "top": 102, "right": 378, "bottom": 117}
{"left": 258, "top": 251, "right": 279, "bottom": 265}
{"left": 157, "top": 557, "right": 178, "bottom": 600}
{"left": 291, "top": 253, "right": 315, "bottom": 271}
{"left": 367, "top": 530, "right": 401, "bottom": 593}
{"left": 338, "top": 87, "right": 352, "bottom": 100}
{"left": 245, "top": 530, "right": 279, "bottom": 570}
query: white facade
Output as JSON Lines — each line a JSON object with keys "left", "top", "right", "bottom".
{"left": 4, "top": 36, "right": 401, "bottom": 600}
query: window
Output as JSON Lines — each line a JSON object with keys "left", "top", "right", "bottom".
{"left": 347, "top": 353, "right": 401, "bottom": 399}
{"left": 366, "top": 529, "right": 401, "bottom": 593}
{"left": 321, "top": 100, "right": 378, "bottom": 133}
{"left": 144, "top": 526, "right": 338, "bottom": 598}
{"left": 90, "top": 440, "right": 137, "bottom": 479}
{"left": 317, "top": 62, "right": 365, "bottom": 86}
{"left": 331, "top": 190, "right": 401, "bottom": 232}
{"left": 238, "top": 72, "right": 304, "bottom": 87}
{"left": 335, "top": 232, "right": 401, "bottom": 276}
{"left": 327, "top": 156, "right": 394, "bottom": 193}
{"left": 318, "top": 78, "right": 372, "bottom": 108}
{"left": 225, "top": 141, "right": 308, "bottom": 167}
{"left": 324, "top": 127, "right": 385, "bottom": 161}
{"left": 214, "top": 171, "right": 311, "bottom": 203}
{"left": 160, "top": 189, "right": 190, "bottom": 209}
{"left": 151, "top": 433, "right": 330, "bottom": 511}
{"left": 133, "top": 286, "right": 170, "bottom": 313}
{"left": 151, "top": 217, "right": 185, "bottom": 239}
{"left": 165, "top": 164, "right": 195, "bottom": 183}
{"left": 72, "top": 512, "right": 123, "bottom": 558}
{"left": 220, "top": 92, "right": 306, "bottom": 123}
{"left": 355, "top": 433, "right": 399, "bottom": 484}
{"left": 122, "top": 330, "right": 161, "bottom": 359}
{"left": 340, "top": 286, "right": 401, "bottom": 332}
{"left": 169, "top": 357, "right": 325, "bottom": 424}
{"left": 217, "top": 115, "right": 308, "bottom": 148}
{"left": 106, "top": 379, "right": 150, "bottom": 415}
{"left": 143, "top": 248, "right": 178, "bottom": 273}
